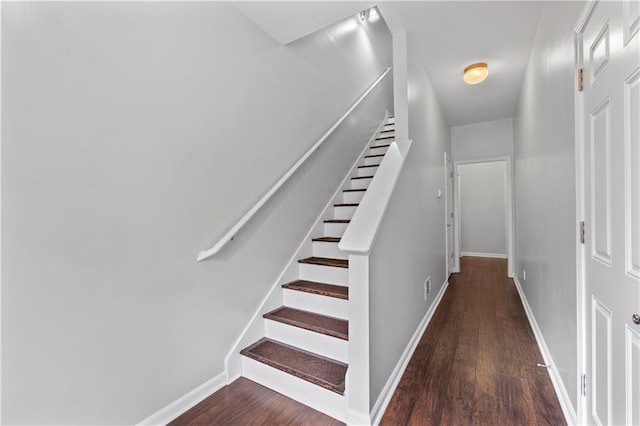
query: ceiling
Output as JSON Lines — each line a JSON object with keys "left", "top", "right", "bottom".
{"left": 233, "top": 2, "right": 545, "bottom": 126}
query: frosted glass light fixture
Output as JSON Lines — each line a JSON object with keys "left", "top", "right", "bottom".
{"left": 463, "top": 62, "right": 489, "bottom": 84}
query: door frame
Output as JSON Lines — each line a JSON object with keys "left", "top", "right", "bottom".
{"left": 574, "top": 2, "right": 599, "bottom": 424}
{"left": 453, "top": 156, "right": 515, "bottom": 278}
{"left": 444, "top": 152, "right": 456, "bottom": 276}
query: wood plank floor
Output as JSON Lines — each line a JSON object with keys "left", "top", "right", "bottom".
{"left": 170, "top": 256, "right": 565, "bottom": 425}
{"left": 381, "top": 257, "right": 566, "bottom": 426}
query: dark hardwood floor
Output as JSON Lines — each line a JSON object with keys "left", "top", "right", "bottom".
{"left": 170, "top": 257, "right": 565, "bottom": 426}
{"left": 381, "top": 257, "right": 566, "bottom": 426}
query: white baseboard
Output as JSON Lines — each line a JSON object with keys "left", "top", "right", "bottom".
{"left": 461, "top": 251, "right": 507, "bottom": 259}
{"left": 512, "top": 276, "right": 577, "bottom": 426}
{"left": 137, "top": 372, "right": 226, "bottom": 426}
{"left": 369, "top": 279, "right": 450, "bottom": 425}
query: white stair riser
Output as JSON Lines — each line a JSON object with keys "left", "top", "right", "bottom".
{"left": 324, "top": 222, "right": 348, "bottom": 236}
{"left": 283, "top": 288, "right": 349, "bottom": 319}
{"left": 358, "top": 166, "right": 378, "bottom": 177}
{"left": 333, "top": 205, "right": 357, "bottom": 219}
{"left": 350, "top": 178, "right": 371, "bottom": 190}
{"left": 343, "top": 191, "right": 364, "bottom": 204}
{"left": 364, "top": 156, "right": 383, "bottom": 166}
{"left": 264, "top": 321, "right": 348, "bottom": 363}
{"left": 242, "top": 357, "right": 347, "bottom": 422}
{"left": 383, "top": 124, "right": 394, "bottom": 131}
{"left": 387, "top": 118, "right": 395, "bottom": 124}
{"left": 313, "top": 240, "right": 347, "bottom": 259}
{"left": 369, "top": 146, "right": 388, "bottom": 156}
{"left": 299, "top": 263, "right": 348, "bottom": 286}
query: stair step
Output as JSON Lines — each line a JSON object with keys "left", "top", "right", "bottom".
{"left": 333, "top": 203, "right": 359, "bottom": 207}
{"left": 358, "top": 164, "right": 379, "bottom": 169}
{"left": 343, "top": 188, "right": 366, "bottom": 192}
{"left": 380, "top": 129, "right": 394, "bottom": 133}
{"left": 312, "top": 236, "right": 341, "bottom": 242}
{"left": 241, "top": 338, "right": 347, "bottom": 395}
{"left": 371, "top": 143, "right": 391, "bottom": 149}
{"left": 376, "top": 135, "right": 395, "bottom": 140}
{"left": 264, "top": 307, "right": 348, "bottom": 340}
{"left": 323, "top": 219, "right": 350, "bottom": 224}
{"left": 298, "top": 257, "right": 348, "bottom": 268}
{"left": 351, "top": 176, "right": 374, "bottom": 180}
{"left": 282, "top": 280, "right": 348, "bottom": 300}
{"left": 365, "top": 154, "right": 385, "bottom": 159}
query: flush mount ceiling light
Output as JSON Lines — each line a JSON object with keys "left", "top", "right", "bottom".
{"left": 360, "top": 7, "right": 380, "bottom": 23}
{"left": 463, "top": 62, "right": 489, "bottom": 85}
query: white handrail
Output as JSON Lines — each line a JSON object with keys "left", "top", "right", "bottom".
{"left": 197, "top": 67, "right": 392, "bottom": 261}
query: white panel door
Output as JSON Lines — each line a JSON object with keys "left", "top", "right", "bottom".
{"left": 445, "top": 153, "right": 455, "bottom": 275}
{"left": 581, "top": 1, "right": 640, "bottom": 424}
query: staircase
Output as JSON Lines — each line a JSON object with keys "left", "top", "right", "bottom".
{"left": 239, "top": 116, "right": 395, "bottom": 422}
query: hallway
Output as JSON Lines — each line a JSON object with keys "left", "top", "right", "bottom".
{"left": 170, "top": 257, "right": 565, "bottom": 425}
{"left": 381, "top": 257, "right": 566, "bottom": 425}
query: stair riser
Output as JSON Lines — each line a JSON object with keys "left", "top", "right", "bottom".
{"left": 383, "top": 124, "right": 394, "bottom": 131}
{"left": 350, "top": 178, "right": 371, "bottom": 190}
{"left": 242, "top": 357, "right": 347, "bottom": 422}
{"left": 358, "top": 166, "right": 378, "bottom": 177}
{"left": 264, "top": 321, "right": 348, "bottom": 363}
{"left": 283, "top": 288, "right": 348, "bottom": 319}
{"left": 313, "top": 240, "right": 347, "bottom": 259}
{"left": 333, "top": 205, "right": 358, "bottom": 219}
{"left": 369, "top": 146, "right": 388, "bottom": 156}
{"left": 387, "top": 118, "right": 395, "bottom": 124}
{"left": 342, "top": 191, "right": 364, "bottom": 204}
{"left": 324, "top": 222, "right": 349, "bottom": 236}
{"left": 299, "top": 263, "right": 348, "bottom": 286}
{"left": 363, "top": 156, "right": 383, "bottom": 166}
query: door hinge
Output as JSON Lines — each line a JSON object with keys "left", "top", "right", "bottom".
{"left": 578, "top": 68, "right": 584, "bottom": 92}
{"left": 581, "top": 374, "right": 587, "bottom": 396}
{"left": 580, "top": 221, "right": 585, "bottom": 244}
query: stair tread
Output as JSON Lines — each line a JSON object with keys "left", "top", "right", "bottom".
{"left": 264, "top": 306, "right": 348, "bottom": 340}
{"left": 358, "top": 164, "right": 379, "bottom": 168}
{"left": 376, "top": 136, "right": 395, "bottom": 140}
{"left": 351, "top": 176, "right": 374, "bottom": 180}
{"left": 380, "top": 129, "right": 395, "bottom": 133}
{"left": 364, "top": 154, "right": 385, "bottom": 158}
{"left": 240, "top": 338, "right": 347, "bottom": 395}
{"left": 343, "top": 189, "right": 366, "bottom": 192}
{"left": 282, "top": 279, "right": 348, "bottom": 300}
{"left": 323, "top": 219, "right": 350, "bottom": 223}
{"left": 311, "top": 236, "right": 341, "bottom": 242}
{"left": 298, "top": 256, "right": 348, "bottom": 268}
{"left": 333, "top": 203, "right": 359, "bottom": 207}
{"left": 371, "top": 144, "right": 391, "bottom": 149}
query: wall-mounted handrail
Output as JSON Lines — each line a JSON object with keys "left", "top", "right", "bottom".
{"left": 197, "top": 67, "right": 392, "bottom": 261}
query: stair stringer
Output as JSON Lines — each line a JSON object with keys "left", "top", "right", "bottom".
{"left": 224, "top": 113, "right": 389, "bottom": 385}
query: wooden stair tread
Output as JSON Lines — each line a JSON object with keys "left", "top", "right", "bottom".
{"left": 240, "top": 338, "right": 347, "bottom": 395}
{"left": 311, "top": 236, "right": 341, "bottom": 242}
{"left": 282, "top": 280, "right": 348, "bottom": 300}
{"left": 333, "top": 203, "right": 359, "bottom": 207}
{"left": 351, "top": 176, "right": 373, "bottom": 180}
{"left": 323, "top": 219, "right": 350, "bottom": 223}
{"left": 343, "top": 189, "right": 366, "bottom": 192}
{"left": 298, "top": 257, "right": 348, "bottom": 268}
{"left": 264, "top": 306, "right": 348, "bottom": 340}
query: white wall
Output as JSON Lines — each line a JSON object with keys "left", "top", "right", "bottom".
{"left": 1, "top": 3, "right": 393, "bottom": 424}
{"left": 513, "top": 0, "right": 585, "bottom": 412}
{"left": 451, "top": 117, "right": 514, "bottom": 162}
{"left": 459, "top": 161, "right": 507, "bottom": 257}
{"left": 368, "top": 34, "right": 450, "bottom": 408}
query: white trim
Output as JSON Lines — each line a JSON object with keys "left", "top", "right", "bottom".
{"left": 0, "top": 1, "right": 3, "bottom": 421}
{"left": 137, "top": 372, "right": 226, "bottom": 426}
{"left": 198, "top": 67, "right": 392, "bottom": 261}
{"left": 460, "top": 252, "right": 507, "bottom": 259}
{"left": 454, "top": 157, "right": 515, "bottom": 277}
{"left": 513, "top": 276, "right": 578, "bottom": 426}
{"left": 224, "top": 114, "right": 390, "bottom": 383}
{"left": 575, "top": 3, "right": 597, "bottom": 424}
{"left": 370, "top": 279, "right": 450, "bottom": 425}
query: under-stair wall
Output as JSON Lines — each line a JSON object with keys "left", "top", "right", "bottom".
{"left": 1, "top": 3, "right": 393, "bottom": 424}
